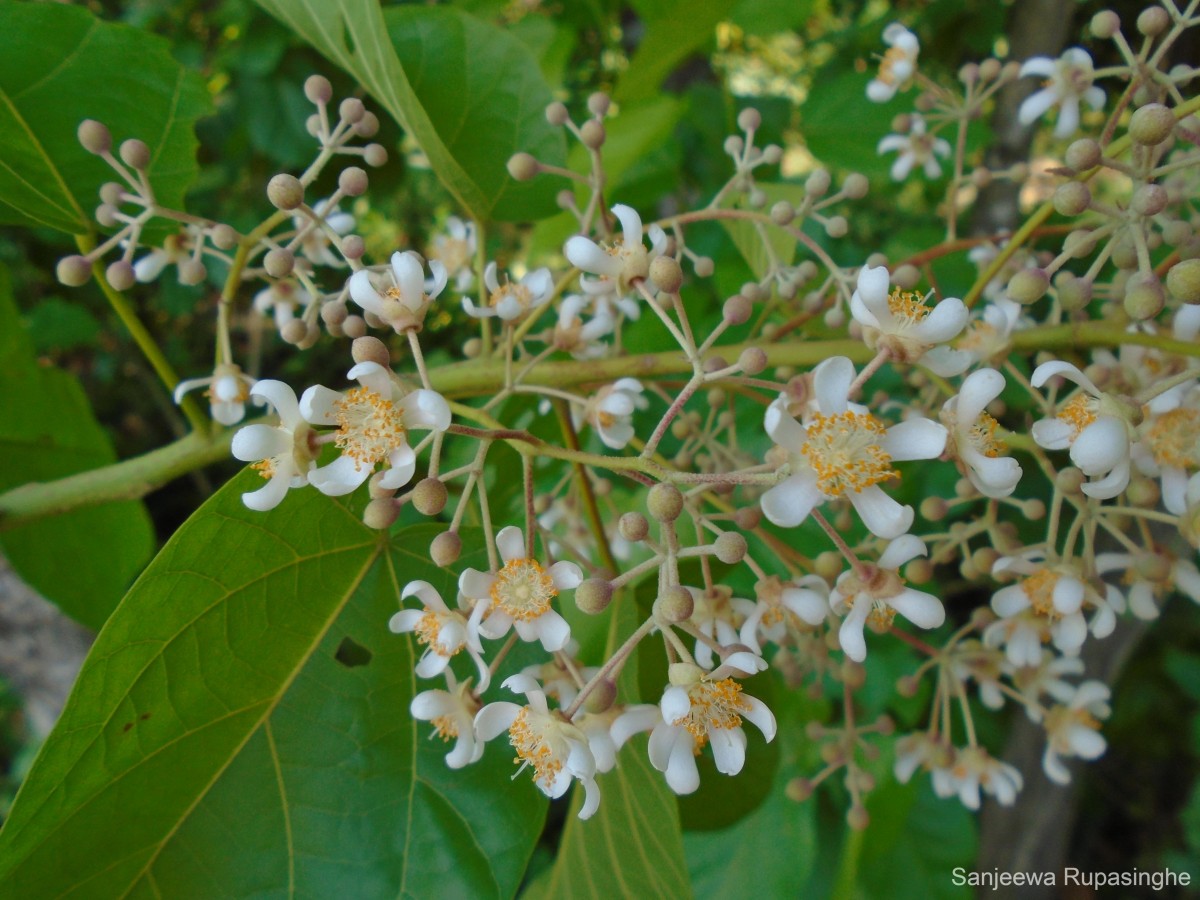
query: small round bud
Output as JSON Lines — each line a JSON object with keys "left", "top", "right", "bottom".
{"left": 576, "top": 578, "right": 614, "bottom": 614}
{"left": 462, "top": 336, "right": 482, "bottom": 358}
{"left": 1054, "top": 272, "right": 1092, "bottom": 311}
{"left": 584, "top": 680, "right": 618, "bottom": 715}
{"left": 1167, "top": 259, "right": 1200, "bottom": 304}
{"left": 1130, "top": 103, "right": 1175, "bottom": 146}
{"left": 95, "top": 204, "right": 120, "bottom": 228}
{"left": 1056, "top": 466, "right": 1085, "bottom": 494}
{"left": 738, "top": 346, "right": 768, "bottom": 376}
{"left": 119, "top": 139, "right": 151, "bottom": 170}
{"left": 905, "top": 558, "right": 933, "bottom": 583}
{"left": 892, "top": 264, "right": 920, "bottom": 290}
{"left": 647, "top": 483, "right": 684, "bottom": 522}
{"left": 362, "top": 143, "right": 388, "bottom": 167}
{"left": 713, "top": 532, "right": 747, "bottom": 564}
{"left": 737, "top": 107, "right": 761, "bottom": 132}
{"left": 814, "top": 551, "right": 842, "bottom": 581}
{"left": 344, "top": 106, "right": 375, "bottom": 136}
{"left": 823, "top": 216, "right": 848, "bottom": 239}
{"left": 430, "top": 531, "right": 461, "bottom": 566}
{"left": 99, "top": 182, "right": 125, "bottom": 205}
{"left": 1065, "top": 139, "right": 1102, "bottom": 171}
{"left": 719, "top": 295, "right": 752, "bottom": 329}
{"left": 972, "top": 546, "right": 1000, "bottom": 575}
{"left": 770, "top": 200, "right": 795, "bottom": 225}
{"left": 177, "top": 259, "right": 206, "bottom": 286}
{"left": 748, "top": 188, "right": 766, "bottom": 209}
{"left": 761, "top": 144, "right": 782, "bottom": 164}
{"left": 959, "top": 62, "right": 980, "bottom": 85}
{"left": 842, "top": 660, "right": 866, "bottom": 689}
{"left": 304, "top": 74, "right": 333, "bottom": 104}
{"left": 897, "top": 674, "right": 921, "bottom": 697}
{"left": 706, "top": 388, "right": 727, "bottom": 409}
{"left": 363, "top": 498, "right": 399, "bottom": 530}
{"left": 1007, "top": 267, "right": 1049, "bottom": 304}
{"left": 1137, "top": 6, "right": 1169, "bottom": 36}
{"left": 342, "top": 314, "right": 367, "bottom": 338}
{"left": 619, "top": 511, "right": 649, "bottom": 542}
{"left": 339, "top": 97, "right": 365, "bottom": 124}
{"left": 281, "top": 320, "right": 308, "bottom": 344}
{"left": 1132, "top": 183, "right": 1168, "bottom": 217}
{"left": 655, "top": 585, "right": 694, "bottom": 623}
{"left": 734, "top": 506, "right": 761, "bottom": 530}
{"left": 741, "top": 281, "right": 764, "bottom": 302}
{"left": 545, "top": 101, "right": 569, "bottom": 125}
{"left": 978, "top": 58, "right": 1001, "bottom": 81}
{"left": 693, "top": 256, "right": 715, "bottom": 277}
{"left": 264, "top": 248, "right": 295, "bottom": 278}
{"left": 842, "top": 173, "right": 869, "bottom": 199}
{"left": 919, "top": 496, "right": 948, "bottom": 522}
{"left": 786, "top": 777, "right": 814, "bottom": 802}
{"left": 341, "top": 235, "right": 365, "bottom": 261}
{"left": 1063, "top": 229, "right": 1098, "bottom": 258}
{"left": 587, "top": 92, "right": 611, "bottom": 117}
{"left": 78, "top": 119, "right": 112, "bottom": 155}
{"left": 106, "top": 260, "right": 135, "bottom": 291}
{"left": 412, "top": 477, "right": 448, "bottom": 516}
{"left": 723, "top": 135, "right": 744, "bottom": 156}
{"left": 649, "top": 256, "right": 683, "bottom": 293}
{"left": 267, "top": 173, "right": 305, "bottom": 210}
{"left": 1053, "top": 181, "right": 1091, "bottom": 216}
{"left": 352, "top": 335, "right": 391, "bottom": 367}
{"left": 580, "top": 120, "right": 605, "bottom": 149}
{"left": 210, "top": 224, "right": 239, "bottom": 250}
{"left": 1091, "top": 9, "right": 1120, "bottom": 39}
{"left": 339, "top": 166, "right": 369, "bottom": 196}
{"left": 1023, "top": 498, "right": 1047, "bottom": 521}
{"left": 1123, "top": 270, "right": 1164, "bottom": 319}
{"left": 805, "top": 169, "right": 831, "bottom": 197}
{"left": 506, "top": 152, "right": 539, "bottom": 182}
{"left": 56, "top": 255, "right": 92, "bottom": 287}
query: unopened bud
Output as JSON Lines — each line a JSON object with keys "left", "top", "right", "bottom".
{"left": 412, "top": 477, "right": 448, "bottom": 516}
{"left": 210, "top": 224, "right": 239, "bottom": 250}
{"left": 576, "top": 578, "right": 614, "bottom": 614}
{"left": 650, "top": 256, "right": 683, "bottom": 293}
{"left": 587, "top": 92, "right": 611, "bottom": 117}
{"left": 57, "top": 255, "right": 93, "bottom": 287}
{"left": 430, "top": 531, "right": 462, "bottom": 566}
{"left": 78, "top": 119, "right": 112, "bottom": 155}
{"left": 1132, "top": 183, "right": 1168, "bottom": 217}
{"left": 580, "top": 120, "right": 605, "bottom": 149}
{"left": 770, "top": 200, "right": 795, "bottom": 225}
{"left": 737, "top": 107, "right": 762, "bottom": 132}
{"left": 842, "top": 173, "right": 869, "bottom": 199}
{"left": 351, "top": 335, "right": 390, "bottom": 367}
{"left": 713, "top": 532, "right": 747, "bottom": 564}
{"left": 1124, "top": 270, "right": 1164, "bottom": 319}
{"left": 343, "top": 314, "right": 367, "bottom": 338}
{"left": 805, "top": 169, "right": 831, "bottom": 197}
{"left": 99, "top": 182, "right": 125, "bottom": 205}
{"left": 267, "top": 173, "right": 304, "bottom": 210}
{"left": 281, "top": 320, "right": 307, "bottom": 344}
{"left": 693, "top": 256, "right": 715, "bottom": 277}
{"left": 1055, "top": 272, "right": 1092, "bottom": 311}
{"left": 892, "top": 264, "right": 920, "bottom": 290}
{"left": 507, "top": 152, "right": 539, "bottom": 181}
{"left": 304, "top": 74, "right": 333, "bottom": 104}
{"left": 655, "top": 585, "right": 694, "bottom": 622}
{"left": 1054, "top": 182, "right": 1091, "bottom": 216}
{"left": 1065, "top": 139, "right": 1102, "bottom": 171}
{"left": 342, "top": 235, "right": 365, "bottom": 260}
{"left": 545, "top": 101, "right": 570, "bottom": 125}
{"left": 738, "top": 346, "right": 768, "bottom": 375}
{"left": 619, "top": 511, "right": 649, "bottom": 542}
{"left": 1091, "top": 10, "right": 1121, "bottom": 38}
{"left": 264, "top": 248, "right": 295, "bottom": 278}
{"left": 1130, "top": 103, "right": 1175, "bottom": 145}
{"left": 1137, "top": 6, "right": 1169, "bottom": 36}
{"left": 1167, "top": 259, "right": 1200, "bottom": 304}
{"left": 734, "top": 506, "right": 761, "bottom": 529}
{"left": 363, "top": 143, "right": 388, "bottom": 167}
{"left": 647, "top": 483, "right": 684, "bottom": 521}
{"left": 1007, "top": 268, "right": 1049, "bottom": 304}
{"left": 339, "top": 97, "right": 365, "bottom": 124}
{"left": 177, "top": 259, "right": 206, "bottom": 286}
{"left": 119, "top": 139, "right": 151, "bottom": 170}
{"left": 355, "top": 111, "right": 380, "bottom": 138}
{"left": 339, "top": 166, "right": 369, "bottom": 196}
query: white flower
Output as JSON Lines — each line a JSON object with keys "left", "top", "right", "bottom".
{"left": 411, "top": 674, "right": 484, "bottom": 769}
{"left": 850, "top": 264, "right": 969, "bottom": 372}
{"left": 253, "top": 280, "right": 312, "bottom": 332}
{"left": 474, "top": 673, "right": 600, "bottom": 818}
{"left": 462, "top": 263, "right": 554, "bottom": 321}
{"left": 830, "top": 535, "right": 945, "bottom": 662}
{"left": 175, "top": 363, "right": 256, "bottom": 426}
{"left": 941, "top": 747, "right": 1024, "bottom": 809}
{"left": 132, "top": 230, "right": 192, "bottom": 283}
{"left": 955, "top": 297, "right": 1026, "bottom": 365}
{"left": 230, "top": 380, "right": 316, "bottom": 510}
{"left": 1041, "top": 680, "right": 1110, "bottom": 785}
{"left": 1132, "top": 384, "right": 1200, "bottom": 515}
{"left": 426, "top": 216, "right": 477, "bottom": 293}
{"left": 947, "top": 640, "right": 1008, "bottom": 710}
{"left": 299, "top": 361, "right": 450, "bottom": 495}
{"left": 1018, "top": 48, "right": 1105, "bottom": 139}
{"left": 580, "top": 274, "right": 642, "bottom": 321}
{"left": 564, "top": 204, "right": 668, "bottom": 293}
{"left": 1031, "top": 361, "right": 1132, "bottom": 499}
{"left": 648, "top": 670, "right": 776, "bottom": 795}
{"left": 1096, "top": 549, "right": 1200, "bottom": 619}
{"left": 1010, "top": 652, "right": 1085, "bottom": 716}
{"left": 941, "top": 368, "right": 1023, "bottom": 497}
{"left": 578, "top": 378, "right": 648, "bottom": 450}
{"left": 348, "top": 251, "right": 448, "bottom": 330}
{"left": 685, "top": 586, "right": 757, "bottom": 669}
{"left": 867, "top": 23, "right": 920, "bottom": 102}
{"left": 877, "top": 115, "right": 951, "bottom": 181}
{"left": 458, "top": 526, "right": 581, "bottom": 652}
{"left": 389, "top": 580, "right": 491, "bottom": 691}
{"left": 553, "top": 294, "right": 614, "bottom": 359}
{"left": 761, "top": 356, "right": 947, "bottom": 540}
{"left": 295, "top": 198, "right": 354, "bottom": 268}
{"left": 739, "top": 575, "right": 828, "bottom": 653}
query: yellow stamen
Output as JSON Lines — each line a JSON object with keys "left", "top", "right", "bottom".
{"left": 509, "top": 707, "right": 563, "bottom": 786}
{"left": 969, "top": 412, "right": 1006, "bottom": 458}
{"left": 886, "top": 287, "right": 932, "bottom": 327}
{"left": 1146, "top": 408, "right": 1200, "bottom": 469}
{"left": 431, "top": 715, "right": 459, "bottom": 742}
{"left": 1022, "top": 568, "right": 1060, "bottom": 619}
{"left": 672, "top": 679, "right": 748, "bottom": 751}
{"left": 491, "top": 558, "right": 557, "bottom": 621}
{"left": 801, "top": 411, "right": 898, "bottom": 496}
{"left": 1058, "top": 393, "right": 1097, "bottom": 439}
{"left": 251, "top": 458, "right": 276, "bottom": 480}
{"left": 333, "top": 386, "right": 407, "bottom": 468}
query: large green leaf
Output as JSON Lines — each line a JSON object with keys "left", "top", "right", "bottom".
{"left": 0, "top": 1, "right": 210, "bottom": 233}
{"left": 0, "top": 478, "right": 546, "bottom": 897}
{"left": 617, "top": 0, "right": 738, "bottom": 104}
{"left": 253, "top": 0, "right": 564, "bottom": 222}
{"left": 0, "top": 264, "right": 154, "bottom": 629}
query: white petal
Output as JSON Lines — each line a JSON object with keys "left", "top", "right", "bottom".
{"left": 496, "top": 526, "right": 526, "bottom": 563}
{"left": 764, "top": 399, "right": 807, "bottom": 452}
{"left": 347, "top": 361, "right": 393, "bottom": 398}
{"left": 241, "top": 472, "right": 292, "bottom": 511}
{"left": 389, "top": 609, "right": 426, "bottom": 633}
{"left": 878, "top": 534, "right": 927, "bottom": 570}
{"left": 1031, "top": 360, "right": 1099, "bottom": 394}
{"left": 813, "top": 356, "right": 855, "bottom": 413}
{"left": 612, "top": 204, "right": 643, "bottom": 247}
{"left": 308, "top": 453, "right": 371, "bottom": 496}
{"left": 1018, "top": 88, "right": 1058, "bottom": 125}
{"left": 882, "top": 418, "right": 946, "bottom": 461}
{"left": 741, "top": 695, "right": 777, "bottom": 741}
{"left": 474, "top": 702, "right": 521, "bottom": 741}
{"left": 401, "top": 389, "right": 452, "bottom": 433}
{"left": 665, "top": 733, "right": 701, "bottom": 794}
{"left": 709, "top": 727, "right": 747, "bottom": 775}
{"left": 912, "top": 298, "right": 967, "bottom": 343}
{"left": 348, "top": 270, "right": 385, "bottom": 316}
{"left": 565, "top": 237, "right": 622, "bottom": 278}
{"left": 459, "top": 568, "right": 495, "bottom": 600}
{"left": 232, "top": 424, "right": 290, "bottom": 462}
{"left": 889, "top": 588, "right": 945, "bottom": 629}
{"left": 760, "top": 472, "right": 823, "bottom": 528}
{"left": 838, "top": 600, "right": 871, "bottom": 662}
{"left": 378, "top": 443, "right": 417, "bottom": 490}
{"left": 1031, "top": 417, "right": 1074, "bottom": 450}
{"left": 299, "top": 385, "right": 343, "bottom": 426}
{"left": 533, "top": 610, "right": 571, "bottom": 652}
{"left": 849, "top": 485, "right": 913, "bottom": 540}
{"left": 1069, "top": 417, "right": 1127, "bottom": 474}
{"left": 250, "top": 380, "right": 301, "bottom": 424}
{"left": 548, "top": 561, "right": 583, "bottom": 590}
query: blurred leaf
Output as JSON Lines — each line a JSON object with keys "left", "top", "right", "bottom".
{"left": 239, "top": 74, "right": 314, "bottom": 168}
{"left": 729, "top": 0, "right": 816, "bottom": 36}
{"left": 0, "top": 264, "right": 153, "bottom": 629}
{"left": 24, "top": 297, "right": 101, "bottom": 353}
{"left": 722, "top": 182, "right": 807, "bottom": 279}
{"left": 800, "top": 68, "right": 894, "bottom": 180}
{"left": 0, "top": 1, "right": 211, "bottom": 234}
{"left": 617, "top": 1, "right": 737, "bottom": 104}
{"left": 0, "top": 480, "right": 545, "bottom": 897}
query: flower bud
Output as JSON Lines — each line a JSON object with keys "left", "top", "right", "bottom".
{"left": 814, "top": 551, "right": 842, "bottom": 581}
{"left": 1131, "top": 183, "right": 1168, "bottom": 217}
{"left": 351, "top": 335, "right": 390, "bottom": 367}
{"left": 1056, "top": 466, "right": 1085, "bottom": 494}
{"left": 1129, "top": 103, "right": 1175, "bottom": 146}
{"left": 576, "top": 578, "right": 614, "bottom": 614}
{"left": 363, "top": 498, "right": 399, "bottom": 530}
{"left": 1007, "top": 268, "right": 1049, "bottom": 304}
{"left": 210, "top": 224, "right": 239, "bottom": 250}
{"left": 892, "top": 264, "right": 920, "bottom": 290}
{"left": 99, "top": 182, "right": 125, "bottom": 205}
{"left": 842, "top": 173, "right": 869, "bottom": 199}
{"left": 587, "top": 92, "right": 611, "bottom": 117}
{"left": 580, "top": 120, "right": 605, "bottom": 149}
{"left": 355, "top": 111, "right": 380, "bottom": 138}
{"left": 1065, "top": 139, "right": 1102, "bottom": 171}
{"left": 411, "top": 477, "right": 448, "bottom": 516}
{"left": 738, "top": 346, "right": 768, "bottom": 376}
{"left": 737, "top": 107, "right": 762, "bottom": 132}
{"left": 616, "top": 512, "right": 648, "bottom": 544}
{"left": 106, "top": 260, "right": 135, "bottom": 291}
{"left": 264, "top": 248, "right": 295, "bottom": 278}
{"left": 979, "top": 58, "right": 1001, "bottom": 81}
{"left": 1137, "top": 6, "right": 1169, "bottom": 36}
{"left": 95, "top": 204, "right": 120, "bottom": 228}
{"left": 363, "top": 143, "right": 388, "bottom": 167}
{"left": 304, "top": 74, "right": 333, "bottom": 104}
{"left": 339, "top": 97, "right": 365, "bottom": 124}
{"left": 1167, "top": 259, "right": 1200, "bottom": 304}
{"left": 770, "top": 201, "right": 795, "bottom": 225}
{"left": 824, "top": 216, "right": 848, "bottom": 239}
{"left": 281, "top": 320, "right": 307, "bottom": 344}
{"left": 584, "top": 679, "right": 618, "bottom": 714}
{"left": 507, "top": 152, "right": 539, "bottom": 181}
{"left": 761, "top": 144, "right": 782, "bottom": 164}
{"left": 655, "top": 585, "right": 694, "bottom": 623}
{"left": 1091, "top": 9, "right": 1120, "bottom": 38}
{"left": 119, "top": 139, "right": 151, "bottom": 170}
{"left": 693, "top": 256, "right": 715, "bottom": 277}
{"left": 430, "top": 530, "right": 461, "bottom": 566}
{"left": 723, "top": 135, "right": 744, "bottom": 156}
{"left": 1053, "top": 182, "right": 1091, "bottom": 216}
{"left": 339, "top": 166, "right": 368, "bottom": 196}
{"left": 1123, "top": 270, "right": 1164, "bottom": 319}
{"left": 713, "top": 532, "right": 747, "bottom": 564}
{"left": 343, "top": 314, "right": 367, "bottom": 338}
{"left": 57, "top": 255, "right": 93, "bottom": 287}
{"left": 1054, "top": 272, "right": 1092, "bottom": 311}
{"left": 545, "top": 101, "right": 569, "bottom": 125}
{"left": 647, "top": 483, "right": 684, "bottom": 522}
{"left": 805, "top": 169, "right": 831, "bottom": 197}
{"left": 267, "top": 173, "right": 305, "bottom": 210}
{"left": 177, "top": 259, "right": 206, "bottom": 286}
{"left": 650, "top": 255, "right": 683, "bottom": 293}
{"left": 322, "top": 301, "right": 348, "bottom": 327}
{"left": 77, "top": 119, "right": 112, "bottom": 155}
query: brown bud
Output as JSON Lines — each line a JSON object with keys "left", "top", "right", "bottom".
{"left": 119, "top": 139, "right": 151, "bottom": 170}
{"left": 430, "top": 531, "right": 462, "bottom": 566}
{"left": 713, "top": 532, "right": 747, "bottom": 564}
{"left": 647, "top": 483, "right": 684, "bottom": 521}
{"left": 1130, "top": 103, "right": 1175, "bottom": 146}
{"left": 650, "top": 256, "right": 683, "bottom": 293}
{"left": 106, "top": 260, "right": 136, "bottom": 291}
{"left": 507, "top": 152, "right": 539, "bottom": 181}
{"left": 655, "top": 585, "right": 694, "bottom": 622}
{"left": 77, "top": 119, "right": 112, "bottom": 155}
{"left": 57, "top": 255, "right": 93, "bottom": 287}
{"left": 264, "top": 248, "right": 295, "bottom": 278}
{"left": 363, "top": 498, "right": 399, "bottom": 530}
{"left": 267, "top": 173, "right": 304, "bottom": 210}
{"left": 304, "top": 75, "right": 333, "bottom": 104}
{"left": 576, "top": 578, "right": 614, "bottom": 614}
{"left": 339, "top": 166, "right": 368, "bottom": 196}
{"left": 412, "top": 477, "right": 448, "bottom": 516}
{"left": 619, "top": 511, "right": 649, "bottom": 542}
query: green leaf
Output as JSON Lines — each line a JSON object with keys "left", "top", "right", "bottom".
{"left": 0, "top": 264, "right": 154, "bottom": 629}
{"left": 616, "top": 1, "right": 737, "bottom": 104}
{"left": 800, "top": 68, "right": 894, "bottom": 180}
{"left": 722, "top": 182, "right": 808, "bottom": 279}
{"left": 0, "top": 1, "right": 211, "bottom": 234}
{"left": 253, "top": 0, "right": 564, "bottom": 222}
{"left": 0, "top": 480, "right": 545, "bottom": 897}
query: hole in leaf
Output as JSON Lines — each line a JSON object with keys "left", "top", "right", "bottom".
{"left": 335, "top": 636, "right": 372, "bottom": 668}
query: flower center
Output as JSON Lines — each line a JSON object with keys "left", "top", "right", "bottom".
{"left": 968, "top": 412, "right": 1006, "bottom": 458}
{"left": 1057, "top": 393, "right": 1097, "bottom": 439}
{"left": 1022, "top": 568, "right": 1060, "bottom": 618}
{"left": 801, "top": 411, "right": 898, "bottom": 496}
{"left": 878, "top": 45, "right": 910, "bottom": 86}
{"left": 415, "top": 610, "right": 461, "bottom": 658}
{"left": 866, "top": 599, "right": 898, "bottom": 632}
{"left": 509, "top": 707, "right": 563, "bottom": 787}
{"left": 251, "top": 458, "right": 277, "bottom": 480}
{"left": 490, "top": 558, "right": 557, "bottom": 620}
{"left": 489, "top": 283, "right": 534, "bottom": 310}
{"left": 432, "top": 237, "right": 470, "bottom": 274}
{"left": 431, "top": 715, "right": 459, "bottom": 742}
{"left": 333, "top": 386, "right": 406, "bottom": 468}
{"left": 886, "top": 288, "right": 933, "bottom": 328}
{"left": 1147, "top": 408, "right": 1200, "bottom": 469}
{"left": 673, "top": 679, "right": 748, "bottom": 750}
